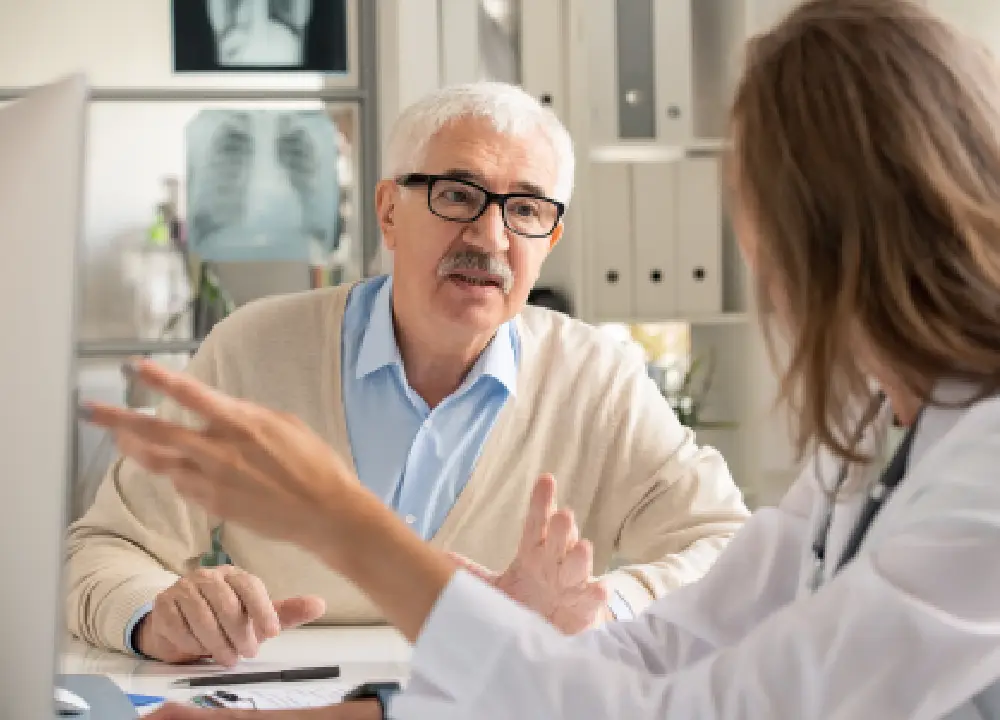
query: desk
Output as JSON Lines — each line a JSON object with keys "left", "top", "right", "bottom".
{"left": 61, "top": 627, "right": 411, "bottom": 709}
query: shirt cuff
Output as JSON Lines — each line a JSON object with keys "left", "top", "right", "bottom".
{"left": 89, "top": 572, "right": 177, "bottom": 654}
{"left": 606, "top": 589, "right": 634, "bottom": 621}
{"left": 601, "top": 569, "right": 655, "bottom": 617}
{"left": 397, "top": 570, "right": 561, "bottom": 711}
{"left": 124, "top": 602, "right": 154, "bottom": 656}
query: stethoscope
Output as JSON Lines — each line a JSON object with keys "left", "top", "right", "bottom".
{"left": 808, "top": 395, "right": 923, "bottom": 593}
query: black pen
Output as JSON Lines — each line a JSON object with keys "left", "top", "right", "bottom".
{"left": 173, "top": 665, "right": 341, "bottom": 688}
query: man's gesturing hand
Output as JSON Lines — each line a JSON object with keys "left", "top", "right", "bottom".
{"left": 451, "top": 474, "right": 608, "bottom": 634}
{"left": 137, "top": 565, "right": 326, "bottom": 667}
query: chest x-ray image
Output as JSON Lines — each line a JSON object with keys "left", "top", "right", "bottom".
{"left": 208, "top": 0, "right": 310, "bottom": 67}
{"left": 186, "top": 108, "right": 341, "bottom": 263}
{"left": 172, "top": 0, "right": 348, "bottom": 72}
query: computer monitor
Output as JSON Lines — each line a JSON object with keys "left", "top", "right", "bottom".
{"left": 0, "top": 75, "right": 87, "bottom": 718}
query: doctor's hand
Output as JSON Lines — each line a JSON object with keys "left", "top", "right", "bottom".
{"left": 449, "top": 474, "right": 609, "bottom": 634}
{"left": 82, "top": 359, "right": 367, "bottom": 564}
{"left": 146, "top": 698, "right": 380, "bottom": 719}
{"left": 137, "top": 566, "right": 326, "bottom": 667}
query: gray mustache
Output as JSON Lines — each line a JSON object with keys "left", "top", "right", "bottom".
{"left": 437, "top": 251, "right": 514, "bottom": 294}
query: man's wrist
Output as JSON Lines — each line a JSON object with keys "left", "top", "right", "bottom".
{"left": 124, "top": 602, "right": 154, "bottom": 656}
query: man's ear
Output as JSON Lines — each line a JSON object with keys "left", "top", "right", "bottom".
{"left": 549, "top": 223, "right": 564, "bottom": 249}
{"left": 375, "top": 179, "right": 398, "bottom": 250}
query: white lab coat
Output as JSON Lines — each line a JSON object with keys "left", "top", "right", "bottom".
{"left": 393, "top": 383, "right": 1000, "bottom": 719}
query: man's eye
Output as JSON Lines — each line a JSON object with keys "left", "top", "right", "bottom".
{"left": 509, "top": 201, "right": 541, "bottom": 218}
{"left": 442, "top": 189, "right": 473, "bottom": 203}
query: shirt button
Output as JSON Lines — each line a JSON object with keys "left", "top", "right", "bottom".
{"left": 405, "top": 514, "right": 417, "bottom": 525}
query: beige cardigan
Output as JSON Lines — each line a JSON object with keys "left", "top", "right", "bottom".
{"left": 66, "top": 284, "right": 749, "bottom": 653}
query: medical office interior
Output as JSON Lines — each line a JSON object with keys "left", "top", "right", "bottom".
{"left": 2, "top": 0, "right": 999, "bottom": 716}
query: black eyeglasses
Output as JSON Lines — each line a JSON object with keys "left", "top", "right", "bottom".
{"left": 397, "top": 173, "right": 565, "bottom": 239}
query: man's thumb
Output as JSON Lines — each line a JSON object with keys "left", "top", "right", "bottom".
{"left": 274, "top": 595, "right": 327, "bottom": 630}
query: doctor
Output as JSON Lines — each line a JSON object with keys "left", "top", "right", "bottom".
{"left": 85, "top": 0, "right": 1000, "bottom": 717}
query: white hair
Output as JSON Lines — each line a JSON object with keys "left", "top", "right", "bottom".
{"left": 383, "top": 82, "right": 576, "bottom": 203}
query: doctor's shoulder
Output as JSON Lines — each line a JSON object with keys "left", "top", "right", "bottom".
{"left": 884, "top": 397, "right": 1000, "bottom": 528}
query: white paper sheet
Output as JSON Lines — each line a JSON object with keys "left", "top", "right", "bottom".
{"left": 195, "top": 683, "right": 347, "bottom": 710}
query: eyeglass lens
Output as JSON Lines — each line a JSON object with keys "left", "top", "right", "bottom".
{"left": 428, "top": 177, "right": 559, "bottom": 237}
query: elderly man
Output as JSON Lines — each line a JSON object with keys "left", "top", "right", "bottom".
{"left": 67, "top": 81, "right": 748, "bottom": 714}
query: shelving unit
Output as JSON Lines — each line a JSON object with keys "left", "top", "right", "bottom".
{"left": 520, "top": 0, "right": 803, "bottom": 505}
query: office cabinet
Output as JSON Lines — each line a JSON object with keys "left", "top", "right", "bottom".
{"left": 520, "top": 0, "right": 566, "bottom": 119}
{"left": 589, "top": 163, "right": 635, "bottom": 320}
{"left": 652, "top": 0, "right": 695, "bottom": 145}
{"left": 632, "top": 162, "right": 677, "bottom": 316}
{"left": 585, "top": 0, "right": 694, "bottom": 146}
{"left": 674, "top": 157, "right": 722, "bottom": 315}
{"left": 592, "top": 157, "right": 723, "bottom": 321}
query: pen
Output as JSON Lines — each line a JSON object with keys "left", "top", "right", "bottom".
{"left": 173, "top": 665, "right": 341, "bottom": 688}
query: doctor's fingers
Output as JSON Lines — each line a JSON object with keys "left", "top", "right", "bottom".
{"left": 114, "top": 429, "right": 200, "bottom": 477}
{"left": 113, "top": 428, "right": 264, "bottom": 494}
{"left": 84, "top": 400, "right": 247, "bottom": 452}
{"left": 121, "top": 358, "right": 252, "bottom": 432}
{"left": 167, "top": 465, "right": 308, "bottom": 545}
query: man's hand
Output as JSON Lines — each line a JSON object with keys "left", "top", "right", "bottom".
{"left": 137, "top": 565, "right": 326, "bottom": 667}
{"left": 147, "top": 699, "right": 380, "bottom": 719}
{"left": 450, "top": 474, "right": 608, "bottom": 634}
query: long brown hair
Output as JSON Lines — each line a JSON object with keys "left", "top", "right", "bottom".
{"left": 730, "top": 0, "right": 1000, "bottom": 465}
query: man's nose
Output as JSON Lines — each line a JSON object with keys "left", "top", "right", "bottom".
{"left": 466, "top": 202, "right": 510, "bottom": 254}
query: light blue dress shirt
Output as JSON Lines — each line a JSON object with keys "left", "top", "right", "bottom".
{"left": 342, "top": 274, "right": 519, "bottom": 540}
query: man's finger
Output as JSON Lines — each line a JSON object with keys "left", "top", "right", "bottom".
{"left": 155, "top": 596, "right": 209, "bottom": 659}
{"left": 583, "top": 581, "right": 609, "bottom": 611}
{"left": 543, "top": 509, "right": 576, "bottom": 568}
{"left": 519, "top": 473, "right": 557, "bottom": 552}
{"left": 195, "top": 572, "right": 259, "bottom": 660}
{"left": 274, "top": 595, "right": 327, "bottom": 630}
{"left": 174, "top": 583, "right": 239, "bottom": 667}
{"left": 559, "top": 538, "right": 596, "bottom": 587}
{"left": 226, "top": 571, "right": 281, "bottom": 640}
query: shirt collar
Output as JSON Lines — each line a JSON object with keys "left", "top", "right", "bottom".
{"left": 355, "top": 276, "right": 403, "bottom": 379}
{"left": 355, "top": 275, "right": 519, "bottom": 396}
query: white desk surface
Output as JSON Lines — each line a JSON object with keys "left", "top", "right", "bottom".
{"left": 61, "top": 627, "right": 412, "bottom": 708}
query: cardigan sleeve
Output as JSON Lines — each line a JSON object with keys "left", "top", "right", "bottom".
{"left": 595, "top": 358, "right": 752, "bottom": 614}
{"left": 63, "top": 334, "right": 223, "bottom": 653}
